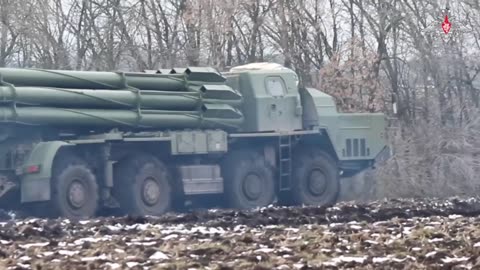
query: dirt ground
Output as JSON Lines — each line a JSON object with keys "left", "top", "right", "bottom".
{"left": 1, "top": 197, "right": 480, "bottom": 269}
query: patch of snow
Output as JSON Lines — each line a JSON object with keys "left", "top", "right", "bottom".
{"left": 16, "top": 263, "right": 30, "bottom": 269}
{"left": 81, "top": 254, "right": 109, "bottom": 261}
{"left": 428, "top": 238, "right": 444, "bottom": 243}
{"left": 125, "top": 223, "right": 150, "bottom": 231}
{"left": 73, "top": 237, "right": 106, "bottom": 245}
{"left": 373, "top": 257, "right": 390, "bottom": 263}
{"left": 163, "top": 234, "right": 178, "bottom": 240}
{"left": 106, "top": 263, "right": 121, "bottom": 269}
{"left": 106, "top": 225, "right": 122, "bottom": 231}
{"left": 126, "top": 262, "right": 139, "bottom": 267}
{"left": 323, "top": 256, "right": 368, "bottom": 266}
{"left": 233, "top": 225, "right": 247, "bottom": 232}
{"left": 19, "top": 242, "right": 49, "bottom": 249}
{"left": 127, "top": 241, "right": 157, "bottom": 246}
{"left": 18, "top": 256, "right": 31, "bottom": 261}
{"left": 149, "top": 251, "right": 169, "bottom": 260}
{"left": 427, "top": 222, "right": 442, "bottom": 226}
{"left": 293, "top": 263, "right": 305, "bottom": 269}
{"left": 58, "top": 250, "right": 79, "bottom": 256}
{"left": 190, "top": 226, "right": 226, "bottom": 235}
{"left": 255, "top": 248, "right": 275, "bottom": 253}
{"left": 42, "top": 251, "right": 54, "bottom": 257}
{"left": 392, "top": 256, "right": 416, "bottom": 262}
{"left": 426, "top": 251, "right": 437, "bottom": 258}
{"left": 441, "top": 257, "right": 469, "bottom": 263}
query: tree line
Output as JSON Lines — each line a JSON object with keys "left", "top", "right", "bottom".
{"left": 2, "top": 0, "right": 480, "bottom": 198}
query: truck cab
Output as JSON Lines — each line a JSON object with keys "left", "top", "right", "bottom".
{"left": 225, "top": 63, "right": 388, "bottom": 176}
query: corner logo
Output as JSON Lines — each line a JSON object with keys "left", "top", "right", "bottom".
{"left": 442, "top": 15, "right": 451, "bottom": 34}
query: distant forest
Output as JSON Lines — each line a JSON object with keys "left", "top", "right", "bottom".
{"left": 1, "top": 0, "right": 480, "bottom": 199}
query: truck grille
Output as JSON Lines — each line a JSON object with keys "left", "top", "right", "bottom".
{"left": 342, "top": 138, "right": 369, "bottom": 157}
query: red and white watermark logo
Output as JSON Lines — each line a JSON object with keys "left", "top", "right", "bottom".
{"left": 442, "top": 15, "right": 451, "bottom": 34}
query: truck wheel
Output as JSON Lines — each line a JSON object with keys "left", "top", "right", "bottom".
{"left": 113, "top": 154, "right": 172, "bottom": 217}
{"left": 222, "top": 149, "right": 275, "bottom": 209}
{"left": 290, "top": 147, "right": 339, "bottom": 206}
{"left": 51, "top": 152, "right": 98, "bottom": 220}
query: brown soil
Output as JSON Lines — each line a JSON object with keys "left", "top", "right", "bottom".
{"left": 1, "top": 197, "right": 480, "bottom": 269}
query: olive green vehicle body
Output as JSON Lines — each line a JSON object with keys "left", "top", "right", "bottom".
{"left": 0, "top": 65, "right": 389, "bottom": 217}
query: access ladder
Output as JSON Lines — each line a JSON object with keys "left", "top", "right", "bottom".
{"left": 278, "top": 135, "right": 292, "bottom": 191}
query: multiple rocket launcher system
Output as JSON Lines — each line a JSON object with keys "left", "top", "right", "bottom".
{"left": 0, "top": 64, "right": 390, "bottom": 219}
{"left": 0, "top": 67, "right": 244, "bottom": 131}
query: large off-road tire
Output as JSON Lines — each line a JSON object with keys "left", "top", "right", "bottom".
{"left": 113, "top": 154, "right": 172, "bottom": 217}
{"left": 290, "top": 147, "right": 340, "bottom": 206}
{"left": 222, "top": 149, "right": 276, "bottom": 209}
{"left": 51, "top": 151, "right": 99, "bottom": 220}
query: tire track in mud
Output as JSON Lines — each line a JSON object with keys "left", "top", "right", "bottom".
{"left": 127, "top": 197, "right": 480, "bottom": 228}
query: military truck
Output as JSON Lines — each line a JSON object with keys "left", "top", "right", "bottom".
{"left": 0, "top": 63, "right": 388, "bottom": 219}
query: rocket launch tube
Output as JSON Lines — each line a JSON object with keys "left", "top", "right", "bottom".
{"left": 0, "top": 68, "right": 192, "bottom": 91}
{"left": 0, "top": 85, "right": 242, "bottom": 110}
{"left": 0, "top": 104, "right": 243, "bottom": 130}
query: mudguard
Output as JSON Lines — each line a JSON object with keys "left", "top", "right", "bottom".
{"left": 20, "top": 141, "right": 73, "bottom": 203}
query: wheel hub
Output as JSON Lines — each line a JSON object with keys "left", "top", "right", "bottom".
{"left": 308, "top": 169, "right": 327, "bottom": 196}
{"left": 142, "top": 177, "right": 160, "bottom": 206}
{"left": 243, "top": 173, "right": 262, "bottom": 200}
{"left": 68, "top": 180, "right": 87, "bottom": 209}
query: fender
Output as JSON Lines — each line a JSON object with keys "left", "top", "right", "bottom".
{"left": 20, "top": 141, "right": 73, "bottom": 203}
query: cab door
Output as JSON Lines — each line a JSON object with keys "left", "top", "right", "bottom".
{"left": 264, "top": 75, "right": 303, "bottom": 131}
{"left": 265, "top": 76, "right": 286, "bottom": 130}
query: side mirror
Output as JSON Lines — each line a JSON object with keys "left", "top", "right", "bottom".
{"left": 295, "top": 95, "right": 303, "bottom": 117}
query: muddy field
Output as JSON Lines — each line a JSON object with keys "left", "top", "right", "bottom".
{"left": 1, "top": 197, "right": 480, "bottom": 269}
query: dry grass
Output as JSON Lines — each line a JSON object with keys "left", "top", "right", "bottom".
{"left": 369, "top": 112, "right": 480, "bottom": 200}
